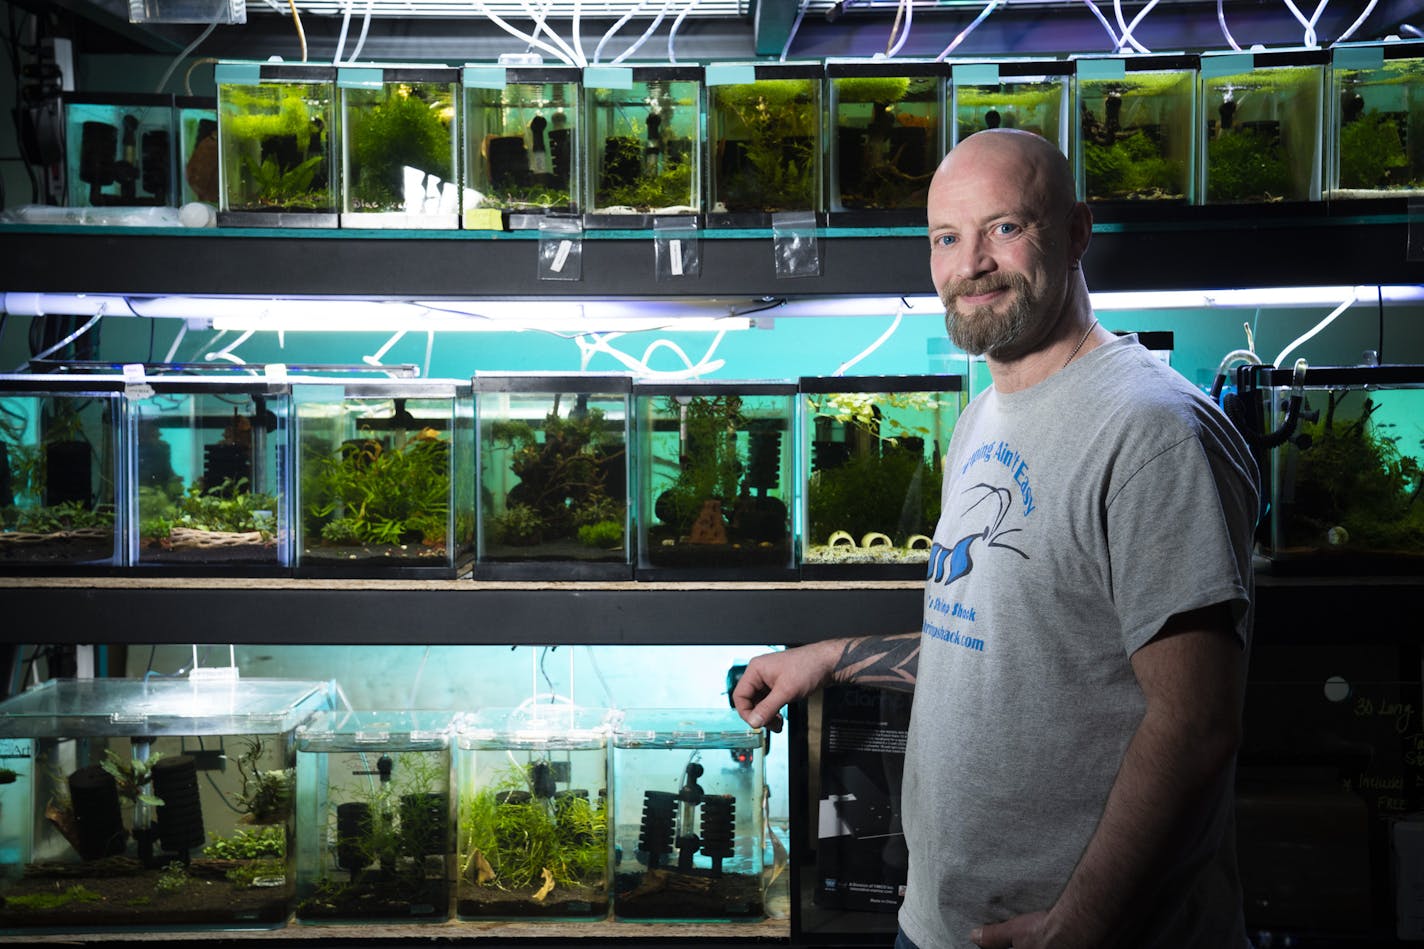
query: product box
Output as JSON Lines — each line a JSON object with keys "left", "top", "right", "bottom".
{"left": 814, "top": 684, "right": 910, "bottom": 914}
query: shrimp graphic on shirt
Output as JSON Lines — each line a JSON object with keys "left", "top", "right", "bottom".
{"left": 926, "top": 482, "right": 1029, "bottom": 588}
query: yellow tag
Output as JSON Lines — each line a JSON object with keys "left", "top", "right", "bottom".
{"left": 465, "top": 208, "right": 504, "bottom": 231}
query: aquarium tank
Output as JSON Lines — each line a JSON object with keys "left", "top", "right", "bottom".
{"left": 1330, "top": 41, "right": 1424, "bottom": 198}
{"left": 0, "top": 375, "right": 125, "bottom": 571}
{"left": 611, "top": 708, "right": 764, "bottom": 922}
{"left": 462, "top": 64, "right": 581, "bottom": 228}
{"left": 176, "top": 96, "right": 218, "bottom": 206}
{"left": 474, "top": 374, "right": 631, "bottom": 580}
{"left": 339, "top": 65, "right": 460, "bottom": 229}
{"left": 1237, "top": 364, "right": 1424, "bottom": 572}
{"left": 951, "top": 58, "right": 1073, "bottom": 153}
{"left": 633, "top": 380, "right": 797, "bottom": 580}
{"left": 1201, "top": 49, "right": 1325, "bottom": 204}
{"left": 705, "top": 62, "right": 822, "bottom": 226}
{"left": 292, "top": 378, "right": 474, "bottom": 578}
{"left": 62, "top": 93, "right": 175, "bottom": 208}
{"left": 294, "top": 710, "right": 454, "bottom": 924}
{"left": 0, "top": 676, "right": 329, "bottom": 933}
{"left": 583, "top": 64, "right": 702, "bottom": 227}
{"left": 215, "top": 61, "right": 339, "bottom": 227}
{"left": 1075, "top": 54, "right": 1198, "bottom": 203}
{"left": 455, "top": 705, "right": 611, "bottom": 921}
{"left": 799, "top": 375, "right": 964, "bottom": 579}
{"left": 826, "top": 59, "right": 944, "bottom": 225}
{"left": 125, "top": 377, "right": 289, "bottom": 575}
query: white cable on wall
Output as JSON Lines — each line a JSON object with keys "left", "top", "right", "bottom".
{"left": 593, "top": 0, "right": 646, "bottom": 64}
{"left": 610, "top": 0, "right": 677, "bottom": 65}
{"left": 935, "top": 0, "right": 1000, "bottom": 61}
{"left": 1271, "top": 289, "right": 1356, "bottom": 369}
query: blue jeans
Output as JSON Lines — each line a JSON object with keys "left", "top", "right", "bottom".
{"left": 894, "top": 927, "right": 922, "bottom": 949}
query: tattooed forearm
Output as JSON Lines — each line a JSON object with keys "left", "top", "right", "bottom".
{"left": 833, "top": 633, "right": 919, "bottom": 692}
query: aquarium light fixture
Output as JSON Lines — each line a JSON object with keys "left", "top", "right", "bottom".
{"left": 1086, "top": 285, "right": 1424, "bottom": 311}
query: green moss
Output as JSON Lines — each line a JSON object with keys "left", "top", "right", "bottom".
{"left": 1339, "top": 110, "right": 1410, "bottom": 189}
{"left": 577, "top": 519, "right": 623, "bottom": 548}
{"left": 834, "top": 76, "right": 909, "bottom": 104}
{"left": 1204, "top": 65, "right": 1321, "bottom": 96}
{"left": 349, "top": 83, "right": 454, "bottom": 211}
{"left": 595, "top": 132, "right": 694, "bottom": 211}
{"left": 204, "top": 825, "right": 286, "bottom": 860}
{"left": 1084, "top": 130, "right": 1183, "bottom": 200}
{"left": 4, "top": 885, "right": 101, "bottom": 910}
{"left": 955, "top": 86, "right": 1059, "bottom": 110}
{"left": 1207, "top": 126, "right": 1291, "bottom": 202}
{"left": 713, "top": 80, "right": 817, "bottom": 212}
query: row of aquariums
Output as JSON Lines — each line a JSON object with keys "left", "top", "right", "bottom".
{"left": 6, "top": 363, "right": 1422, "bottom": 579}
{"left": 0, "top": 371, "right": 964, "bottom": 580}
{"left": 185, "top": 42, "right": 1424, "bottom": 230}
{"left": 0, "top": 677, "right": 766, "bottom": 932}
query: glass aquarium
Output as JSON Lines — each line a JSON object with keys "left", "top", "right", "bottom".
{"left": 1238, "top": 364, "right": 1424, "bottom": 572}
{"left": 294, "top": 710, "right": 454, "bottom": 924}
{"left": 826, "top": 59, "right": 944, "bottom": 225}
{"left": 1330, "top": 41, "right": 1424, "bottom": 198}
{"left": 1201, "top": 49, "right": 1325, "bottom": 204}
{"left": 62, "top": 93, "right": 175, "bottom": 208}
{"left": 951, "top": 58, "right": 1073, "bottom": 153}
{"left": 292, "top": 378, "right": 474, "bottom": 578}
{"left": 611, "top": 708, "right": 764, "bottom": 922}
{"left": 455, "top": 705, "right": 611, "bottom": 921}
{"left": 175, "top": 95, "right": 219, "bottom": 206}
{"left": 799, "top": 375, "right": 964, "bottom": 579}
{"left": 0, "top": 676, "right": 329, "bottom": 933}
{"left": 1075, "top": 54, "right": 1198, "bottom": 203}
{"left": 125, "top": 378, "right": 289, "bottom": 575}
{"left": 633, "top": 380, "right": 797, "bottom": 580}
{"left": 0, "top": 375, "right": 125, "bottom": 572}
{"left": 583, "top": 64, "right": 702, "bottom": 227}
{"left": 215, "top": 61, "right": 339, "bottom": 227}
{"left": 705, "top": 62, "right": 823, "bottom": 226}
{"left": 339, "top": 65, "right": 460, "bottom": 229}
{"left": 474, "top": 374, "right": 631, "bottom": 580}
{"left": 461, "top": 64, "right": 581, "bottom": 228}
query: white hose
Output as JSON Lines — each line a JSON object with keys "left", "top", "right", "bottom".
{"left": 610, "top": 0, "right": 677, "bottom": 65}
{"left": 885, "top": 0, "right": 913, "bottom": 58}
{"left": 1271, "top": 290, "right": 1355, "bottom": 369}
{"left": 346, "top": 0, "right": 376, "bottom": 62}
{"left": 779, "top": 0, "right": 810, "bottom": 62}
{"left": 833, "top": 309, "right": 903, "bottom": 376}
{"left": 155, "top": 20, "right": 219, "bottom": 93}
{"left": 1216, "top": 0, "right": 1241, "bottom": 51}
{"left": 936, "top": 0, "right": 1000, "bottom": 61}
{"left": 572, "top": 0, "right": 586, "bottom": 68}
{"left": 471, "top": 0, "right": 576, "bottom": 65}
{"left": 1333, "top": 0, "right": 1378, "bottom": 44}
{"left": 667, "top": 0, "right": 701, "bottom": 64}
{"left": 1282, "top": 0, "right": 1331, "bottom": 47}
{"left": 593, "top": 0, "right": 646, "bottom": 65}
{"left": 1080, "top": 0, "right": 1120, "bottom": 49}
{"left": 15, "top": 311, "right": 103, "bottom": 371}
{"left": 519, "top": 0, "right": 583, "bottom": 66}
{"left": 1115, "top": 0, "right": 1162, "bottom": 53}
{"left": 1112, "top": 0, "right": 1152, "bottom": 53}
{"left": 334, "top": 0, "right": 354, "bottom": 64}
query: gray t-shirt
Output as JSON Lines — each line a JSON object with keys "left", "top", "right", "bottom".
{"left": 900, "top": 334, "right": 1259, "bottom": 949}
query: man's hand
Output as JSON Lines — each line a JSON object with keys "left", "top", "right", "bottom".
{"left": 970, "top": 910, "right": 1051, "bottom": 948}
{"left": 731, "top": 639, "right": 844, "bottom": 732}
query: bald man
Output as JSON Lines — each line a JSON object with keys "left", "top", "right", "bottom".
{"left": 735, "top": 130, "right": 1258, "bottom": 949}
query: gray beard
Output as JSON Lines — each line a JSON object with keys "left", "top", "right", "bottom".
{"left": 941, "top": 275, "right": 1037, "bottom": 359}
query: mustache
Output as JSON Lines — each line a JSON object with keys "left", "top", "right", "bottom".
{"left": 940, "top": 273, "right": 1026, "bottom": 304}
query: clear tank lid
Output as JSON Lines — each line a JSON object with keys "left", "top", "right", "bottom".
{"left": 456, "top": 704, "right": 612, "bottom": 751}
{"left": 296, "top": 709, "right": 453, "bottom": 752}
{"left": 0, "top": 677, "right": 331, "bottom": 737}
{"left": 613, "top": 707, "right": 762, "bottom": 750}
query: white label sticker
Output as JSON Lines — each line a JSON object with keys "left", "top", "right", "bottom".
{"left": 121, "top": 363, "right": 146, "bottom": 384}
{"left": 551, "top": 239, "right": 572, "bottom": 273}
{"left": 264, "top": 362, "right": 288, "bottom": 382}
{"left": 670, "top": 239, "right": 684, "bottom": 276}
{"left": 125, "top": 383, "right": 155, "bottom": 401}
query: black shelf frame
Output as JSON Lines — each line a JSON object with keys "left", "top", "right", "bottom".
{"left": 3, "top": 202, "right": 1422, "bottom": 298}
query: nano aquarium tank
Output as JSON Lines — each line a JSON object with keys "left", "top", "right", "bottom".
{"left": 951, "top": 58, "right": 1073, "bottom": 152}
{"left": 1076, "top": 54, "right": 1198, "bottom": 203}
{"left": 455, "top": 705, "right": 611, "bottom": 921}
{"left": 125, "top": 377, "right": 289, "bottom": 575}
{"left": 462, "top": 64, "right": 581, "bottom": 228}
{"left": 611, "top": 708, "right": 764, "bottom": 922}
{"left": 294, "top": 710, "right": 454, "bottom": 924}
{"left": 1330, "top": 41, "right": 1424, "bottom": 198}
{"left": 826, "top": 59, "right": 944, "bottom": 226}
{"left": 1235, "top": 363, "right": 1424, "bottom": 573}
{"left": 176, "top": 96, "right": 219, "bottom": 206}
{"left": 216, "top": 61, "right": 339, "bottom": 227}
{"left": 1201, "top": 49, "right": 1325, "bottom": 204}
{"left": 584, "top": 64, "right": 702, "bottom": 227}
{"left": 62, "top": 93, "right": 175, "bottom": 208}
{"left": 339, "top": 65, "right": 460, "bottom": 229}
{"left": 0, "top": 676, "right": 329, "bottom": 933}
{"left": 799, "top": 375, "right": 964, "bottom": 579}
{"left": 474, "top": 374, "right": 631, "bottom": 580}
{"left": 293, "top": 378, "right": 474, "bottom": 578}
{"left": 633, "top": 380, "right": 797, "bottom": 580}
{"left": 0, "top": 375, "right": 125, "bottom": 572}
{"left": 705, "top": 62, "right": 822, "bottom": 226}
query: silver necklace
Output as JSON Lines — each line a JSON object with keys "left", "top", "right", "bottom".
{"left": 1061, "top": 319, "right": 1098, "bottom": 370}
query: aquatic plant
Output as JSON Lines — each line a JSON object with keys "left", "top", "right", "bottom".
{"left": 808, "top": 450, "right": 938, "bottom": 546}
{"left": 834, "top": 76, "right": 910, "bottom": 105}
{"left": 713, "top": 79, "right": 817, "bottom": 212}
{"left": 1338, "top": 110, "right": 1410, "bottom": 190}
{"left": 101, "top": 748, "right": 164, "bottom": 808}
{"left": 1084, "top": 130, "right": 1182, "bottom": 200}
{"left": 141, "top": 478, "right": 277, "bottom": 545}
{"left": 305, "top": 431, "right": 451, "bottom": 549}
{"left": 242, "top": 153, "right": 325, "bottom": 208}
{"left": 489, "top": 502, "right": 546, "bottom": 547}
{"left": 655, "top": 395, "right": 744, "bottom": 535}
{"left": 233, "top": 736, "right": 293, "bottom": 825}
{"left": 595, "top": 132, "right": 694, "bottom": 211}
{"left": 1207, "top": 126, "right": 1291, "bottom": 202}
{"left": 3, "top": 885, "right": 101, "bottom": 910}
{"left": 204, "top": 825, "right": 286, "bottom": 859}
{"left": 156, "top": 861, "right": 191, "bottom": 893}
{"left": 5, "top": 500, "right": 115, "bottom": 533}
{"left": 349, "top": 83, "right": 453, "bottom": 211}
{"left": 577, "top": 519, "right": 623, "bottom": 548}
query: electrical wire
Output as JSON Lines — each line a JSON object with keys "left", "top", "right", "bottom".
{"left": 667, "top": 0, "right": 701, "bottom": 64}
{"left": 1333, "top": 0, "right": 1378, "bottom": 45}
{"left": 1216, "top": 0, "right": 1241, "bottom": 51}
{"left": 1080, "top": 0, "right": 1120, "bottom": 49}
{"left": 936, "top": 0, "right": 1000, "bottom": 61}
{"left": 610, "top": 0, "right": 677, "bottom": 65}
{"left": 156, "top": 20, "right": 219, "bottom": 93}
{"left": 286, "top": 0, "right": 308, "bottom": 62}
